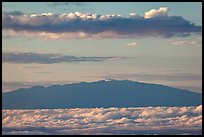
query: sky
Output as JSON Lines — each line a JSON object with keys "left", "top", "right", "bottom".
{"left": 2, "top": 2, "right": 202, "bottom": 93}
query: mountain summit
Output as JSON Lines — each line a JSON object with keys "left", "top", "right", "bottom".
{"left": 2, "top": 80, "right": 202, "bottom": 109}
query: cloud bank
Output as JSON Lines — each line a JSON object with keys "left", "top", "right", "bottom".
{"left": 2, "top": 106, "right": 202, "bottom": 135}
{"left": 2, "top": 52, "right": 123, "bottom": 64}
{"left": 2, "top": 7, "right": 201, "bottom": 40}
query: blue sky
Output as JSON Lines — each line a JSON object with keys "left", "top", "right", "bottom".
{"left": 2, "top": 2, "right": 202, "bottom": 93}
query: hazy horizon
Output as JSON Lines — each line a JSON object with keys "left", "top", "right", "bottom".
{"left": 2, "top": 79, "right": 203, "bottom": 94}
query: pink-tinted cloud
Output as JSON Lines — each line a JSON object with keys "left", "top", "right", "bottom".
{"left": 2, "top": 106, "right": 202, "bottom": 135}
{"left": 2, "top": 8, "right": 201, "bottom": 40}
{"left": 144, "top": 7, "right": 169, "bottom": 19}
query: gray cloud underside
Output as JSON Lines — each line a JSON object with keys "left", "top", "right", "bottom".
{"left": 2, "top": 11, "right": 201, "bottom": 38}
{"left": 2, "top": 106, "right": 202, "bottom": 135}
{"left": 2, "top": 52, "right": 119, "bottom": 64}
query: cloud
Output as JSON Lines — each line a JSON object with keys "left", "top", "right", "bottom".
{"left": 127, "top": 42, "right": 137, "bottom": 47}
{"left": 171, "top": 39, "right": 202, "bottom": 46}
{"left": 48, "top": 2, "right": 84, "bottom": 7}
{"left": 2, "top": 106, "right": 202, "bottom": 135}
{"left": 129, "top": 13, "right": 141, "bottom": 18}
{"left": 144, "top": 7, "right": 169, "bottom": 19}
{"left": 2, "top": 52, "right": 123, "bottom": 64}
{"left": 2, "top": 8, "right": 201, "bottom": 40}
{"left": 3, "top": 11, "right": 23, "bottom": 16}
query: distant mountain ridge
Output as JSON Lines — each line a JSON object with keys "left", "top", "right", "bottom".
{"left": 2, "top": 79, "right": 202, "bottom": 109}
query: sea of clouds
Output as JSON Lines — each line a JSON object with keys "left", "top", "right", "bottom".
{"left": 2, "top": 105, "right": 202, "bottom": 135}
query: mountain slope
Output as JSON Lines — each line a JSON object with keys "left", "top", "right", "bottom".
{"left": 2, "top": 80, "right": 202, "bottom": 109}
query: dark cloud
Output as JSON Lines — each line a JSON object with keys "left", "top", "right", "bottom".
{"left": 2, "top": 11, "right": 201, "bottom": 39}
{"left": 2, "top": 52, "right": 121, "bottom": 64}
{"left": 3, "top": 11, "right": 24, "bottom": 16}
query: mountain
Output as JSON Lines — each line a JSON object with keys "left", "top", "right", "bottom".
{"left": 2, "top": 79, "right": 202, "bottom": 109}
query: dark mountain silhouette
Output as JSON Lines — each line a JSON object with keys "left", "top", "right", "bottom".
{"left": 2, "top": 79, "right": 202, "bottom": 109}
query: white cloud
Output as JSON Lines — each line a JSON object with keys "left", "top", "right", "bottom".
{"left": 129, "top": 12, "right": 141, "bottom": 18}
{"left": 144, "top": 7, "right": 169, "bottom": 19}
{"left": 127, "top": 42, "right": 137, "bottom": 47}
{"left": 2, "top": 106, "right": 202, "bottom": 135}
{"left": 171, "top": 40, "right": 202, "bottom": 46}
{"left": 2, "top": 9, "right": 201, "bottom": 40}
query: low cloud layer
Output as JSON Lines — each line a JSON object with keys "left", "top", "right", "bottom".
{"left": 2, "top": 52, "right": 122, "bottom": 64}
{"left": 2, "top": 106, "right": 202, "bottom": 135}
{"left": 2, "top": 7, "right": 201, "bottom": 40}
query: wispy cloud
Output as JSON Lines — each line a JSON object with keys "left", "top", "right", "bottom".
{"left": 2, "top": 106, "right": 202, "bottom": 135}
{"left": 171, "top": 39, "right": 202, "bottom": 46}
{"left": 2, "top": 52, "right": 126, "bottom": 64}
{"left": 48, "top": 2, "right": 84, "bottom": 7}
{"left": 127, "top": 42, "right": 137, "bottom": 47}
{"left": 2, "top": 7, "right": 201, "bottom": 40}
